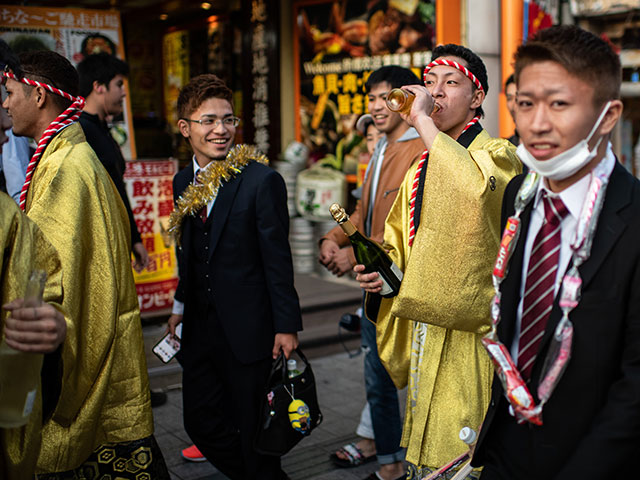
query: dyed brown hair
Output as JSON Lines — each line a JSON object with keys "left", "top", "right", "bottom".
{"left": 177, "top": 74, "right": 233, "bottom": 119}
{"left": 514, "top": 25, "right": 621, "bottom": 107}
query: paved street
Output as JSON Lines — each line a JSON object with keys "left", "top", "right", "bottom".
{"left": 152, "top": 351, "right": 405, "bottom": 480}
{"left": 147, "top": 272, "right": 406, "bottom": 479}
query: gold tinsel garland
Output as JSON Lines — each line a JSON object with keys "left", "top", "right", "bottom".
{"left": 168, "top": 144, "right": 268, "bottom": 243}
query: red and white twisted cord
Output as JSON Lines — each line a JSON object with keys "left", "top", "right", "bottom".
{"left": 407, "top": 115, "right": 480, "bottom": 247}
{"left": 3, "top": 71, "right": 85, "bottom": 210}
{"left": 423, "top": 58, "right": 484, "bottom": 92}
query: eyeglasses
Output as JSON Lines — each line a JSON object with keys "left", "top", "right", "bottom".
{"left": 181, "top": 115, "right": 240, "bottom": 128}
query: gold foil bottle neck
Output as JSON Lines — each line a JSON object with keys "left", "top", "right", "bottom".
{"left": 329, "top": 203, "right": 348, "bottom": 223}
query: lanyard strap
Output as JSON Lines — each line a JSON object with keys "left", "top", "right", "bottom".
{"left": 485, "top": 157, "right": 612, "bottom": 424}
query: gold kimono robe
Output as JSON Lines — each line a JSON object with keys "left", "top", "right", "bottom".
{"left": 374, "top": 130, "right": 521, "bottom": 470}
{"left": 0, "top": 193, "right": 63, "bottom": 480}
{"left": 23, "top": 123, "right": 154, "bottom": 473}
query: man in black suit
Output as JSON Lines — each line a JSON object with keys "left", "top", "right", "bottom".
{"left": 472, "top": 25, "right": 640, "bottom": 479}
{"left": 167, "top": 74, "right": 302, "bottom": 479}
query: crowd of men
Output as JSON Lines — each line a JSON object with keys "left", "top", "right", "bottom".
{"left": 0, "top": 23, "right": 639, "bottom": 480}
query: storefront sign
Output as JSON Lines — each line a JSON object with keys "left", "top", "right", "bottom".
{"left": 124, "top": 160, "right": 179, "bottom": 316}
{"left": 0, "top": 5, "right": 137, "bottom": 159}
{"left": 162, "top": 29, "right": 190, "bottom": 135}
{"left": 242, "top": 0, "right": 280, "bottom": 161}
{"left": 293, "top": 0, "right": 435, "bottom": 171}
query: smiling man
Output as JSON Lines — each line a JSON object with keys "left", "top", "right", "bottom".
{"left": 319, "top": 66, "right": 423, "bottom": 479}
{"left": 471, "top": 25, "right": 640, "bottom": 480}
{"left": 356, "top": 44, "right": 521, "bottom": 478}
{"left": 167, "top": 74, "right": 302, "bottom": 479}
{"left": 77, "top": 53, "right": 149, "bottom": 273}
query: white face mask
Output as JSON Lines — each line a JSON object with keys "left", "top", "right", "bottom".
{"left": 516, "top": 101, "right": 611, "bottom": 181}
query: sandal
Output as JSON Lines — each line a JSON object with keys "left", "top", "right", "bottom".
{"left": 329, "top": 442, "right": 376, "bottom": 468}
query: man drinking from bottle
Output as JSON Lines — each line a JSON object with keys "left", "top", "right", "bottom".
{"left": 357, "top": 44, "right": 521, "bottom": 478}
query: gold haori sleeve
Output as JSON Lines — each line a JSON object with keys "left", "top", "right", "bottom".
{"left": 0, "top": 194, "right": 63, "bottom": 480}
{"left": 392, "top": 130, "right": 522, "bottom": 333}
{"left": 22, "top": 123, "right": 154, "bottom": 473}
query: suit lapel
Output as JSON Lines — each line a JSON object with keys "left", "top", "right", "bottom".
{"left": 176, "top": 164, "right": 194, "bottom": 269}
{"left": 175, "top": 164, "right": 194, "bottom": 200}
{"left": 208, "top": 173, "right": 243, "bottom": 259}
{"left": 575, "top": 164, "right": 630, "bottom": 288}
{"left": 536, "top": 163, "right": 632, "bottom": 369}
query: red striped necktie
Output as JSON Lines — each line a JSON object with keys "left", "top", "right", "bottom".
{"left": 517, "top": 193, "right": 569, "bottom": 380}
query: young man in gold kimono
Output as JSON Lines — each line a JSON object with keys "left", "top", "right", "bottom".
{"left": 357, "top": 44, "right": 521, "bottom": 478}
{"left": 1, "top": 55, "right": 66, "bottom": 476}
{"left": 0, "top": 190, "right": 65, "bottom": 480}
{"left": 2, "top": 51, "right": 168, "bottom": 478}
{"left": 1, "top": 39, "right": 66, "bottom": 480}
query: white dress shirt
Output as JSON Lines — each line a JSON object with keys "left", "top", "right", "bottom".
{"left": 509, "top": 144, "right": 616, "bottom": 359}
{"left": 171, "top": 156, "right": 219, "bottom": 315}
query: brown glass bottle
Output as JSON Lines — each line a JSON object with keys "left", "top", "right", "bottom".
{"left": 386, "top": 88, "right": 440, "bottom": 115}
{"left": 386, "top": 88, "right": 415, "bottom": 114}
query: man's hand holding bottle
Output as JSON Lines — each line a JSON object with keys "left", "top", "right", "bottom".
{"left": 354, "top": 264, "right": 383, "bottom": 293}
{"left": 2, "top": 299, "right": 66, "bottom": 353}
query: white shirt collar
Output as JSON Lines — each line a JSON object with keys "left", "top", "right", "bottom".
{"left": 533, "top": 142, "right": 616, "bottom": 220}
{"left": 192, "top": 155, "right": 206, "bottom": 182}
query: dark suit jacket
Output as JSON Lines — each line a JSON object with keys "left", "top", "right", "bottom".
{"left": 173, "top": 160, "right": 302, "bottom": 364}
{"left": 473, "top": 163, "right": 640, "bottom": 478}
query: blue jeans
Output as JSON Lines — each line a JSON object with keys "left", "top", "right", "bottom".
{"left": 361, "top": 312, "right": 405, "bottom": 464}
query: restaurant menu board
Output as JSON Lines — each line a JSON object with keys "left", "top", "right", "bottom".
{"left": 0, "top": 5, "right": 137, "bottom": 159}
{"left": 294, "top": 0, "right": 434, "bottom": 173}
{"left": 124, "top": 160, "right": 179, "bottom": 316}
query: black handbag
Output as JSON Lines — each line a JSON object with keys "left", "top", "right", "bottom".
{"left": 254, "top": 348, "right": 323, "bottom": 456}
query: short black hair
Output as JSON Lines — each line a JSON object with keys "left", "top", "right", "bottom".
{"left": 504, "top": 73, "right": 515, "bottom": 90}
{"left": 0, "top": 39, "right": 21, "bottom": 78}
{"left": 19, "top": 50, "right": 78, "bottom": 112}
{"left": 431, "top": 44, "right": 488, "bottom": 117}
{"left": 515, "top": 25, "right": 620, "bottom": 107}
{"left": 365, "top": 65, "right": 421, "bottom": 92}
{"left": 77, "top": 53, "right": 129, "bottom": 98}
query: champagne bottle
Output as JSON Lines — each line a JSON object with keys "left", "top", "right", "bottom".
{"left": 0, "top": 270, "right": 46, "bottom": 428}
{"left": 329, "top": 203, "right": 403, "bottom": 298}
